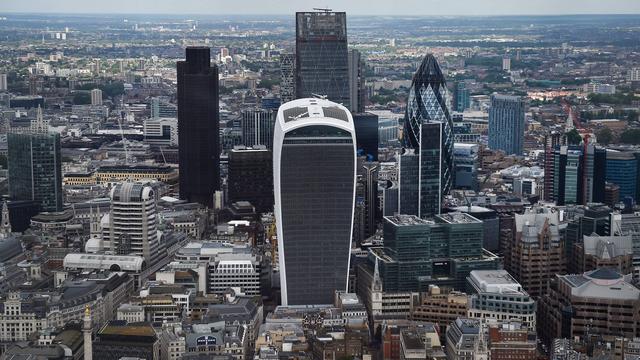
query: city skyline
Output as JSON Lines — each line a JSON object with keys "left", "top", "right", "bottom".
{"left": 2, "top": 0, "right": 640, "bottom": 16}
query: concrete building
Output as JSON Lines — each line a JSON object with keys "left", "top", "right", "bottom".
{"left": 488, "top": 322, "right": 537, "bottom": 360}
{"left": 467, "top": 270, "right": 536, "bottom": 328}
{"left": 410, "top": 285, "right": 469, "bottom": 339}
{"left": 91, "top": 88, "right": 103, "bottom": 106}
{"left": 445, "top": 318, "right": 488, "bottom": 360}
{"left": 538, "top": 268, "right": 640, "bottom": 346}
{"left": 93, "top": 320, "right": 160, "bottom": 360}
{"left": 143, "top": 117, "right": 178, "bottom": 147}
{"left": 488, "top": 94, "right": 525, "bottom": 156}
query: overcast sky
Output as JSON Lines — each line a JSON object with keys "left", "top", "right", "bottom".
{"left": 2, "top": 0, "right": 640, "bottom": 16}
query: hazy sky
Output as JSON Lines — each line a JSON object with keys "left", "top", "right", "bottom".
{"left": 2, "top": 0, "right": 640, "bottom": 16}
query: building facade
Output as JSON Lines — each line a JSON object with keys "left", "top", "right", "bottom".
{"left": 274, "top": 98, "right": 356, "bottom": 305}
{"left": 177, "top": 46, "right": 220, "bottom": 207}
{"left": 488, "top": 94, "right": 525, "bottom": 156}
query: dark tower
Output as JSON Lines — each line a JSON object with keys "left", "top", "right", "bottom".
{"left": 295, "top": 11, "right": 350, "bottom": 106}
{"left": 177, "top": 47, "right": 220, "bottom": 207}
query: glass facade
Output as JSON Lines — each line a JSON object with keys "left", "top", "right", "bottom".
{"left": 403, "top": 54, "right": 454, "bottom": 218}
{"left": 177, "top": 47, "right": 220, "bottom": 207}
{"left": 295, "top": 12, "right": 350, "bottom": 107}
{"left": 228, "top": 148, "right": 273, "bottom": 213}
{"left": 352, "top": 112, "right": 379, "bottom": 161}
{"left": 606, "top": 152, "right": 640, "bottom": 202}
{"left": 488, "top": 94, "right": 525, "bottom": 156}
{"left": 7, "top": 132, "right": 62, "bottom": 212}
{"left": 278, "top": 123, "right": 355, "bottom": 305}
{"left": 241, "top": 109, "right": 275, "bottom": 149}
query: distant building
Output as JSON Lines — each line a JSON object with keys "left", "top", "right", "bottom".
{"left": 410, "top": 285, "right": 469, "bottom": 338}
{"left": 454, "top": 82, "right": 470, "bottom": 112}
{"left": 0, "top": 73, "right": 7, "bottom": 91}
{"left": 453, "top": 143, "right": 479, "bottom": 190}
{"left": 606, "top": 150, "right": 640, "bottom": 203}
{"left": 274, "top": 98, "right": 356, "bottom": 305}
{"left": 488, "top": 94, "right": 525, "bottom": 156}
{"left": 548, "top": 145, "right": 607, "bottom": 205}
{"left": 348, "top": 49, "right": 366, "bottom": 113}
{"left": 151, "top": 97, "right": 177, "bottom": 118}
{"left": 295, "top": 11, "right": 350, "bottom": 106}
{"left": 228, "top": 146, "right": 273, "bottom": 214}
{"left": 177, "top": 46, "right": 220, "bottom": 207}
{"left": 279, "top": 52, "right": 295, "bottom": 103}
{"left": 488, "top": 322, "right": 537, "bottom": 360}
{"left": 91, "top": 88, "right": 103, "bottom": 106}
{"left": 353, "top": 112, "right": 379, "bottom": 161}
{"left": 502, "top": 57, "right": 511, "bottom": 72}
{"left": 7, "top": 107, "right": 62, "bottom": 212}
{"left": 143, "top": 117, "right": 178, "bottom": 147}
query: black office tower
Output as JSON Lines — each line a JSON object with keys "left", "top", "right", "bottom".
{"left": 295, "top": 11, "right": 350, "bottom": 106}
{"left": 353, "top": 112, "right": 379, "bottom": 161}
{"left": 177, "top": 47, "right": 220, "bottom": 207}
{"left": 228, "top": 146, "right": 274, "bottom": 214}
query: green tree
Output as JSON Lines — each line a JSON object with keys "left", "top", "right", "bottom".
{"left": 596, "top": 127, "right": 614, "bottom": 145}
{"left": 73, "top": 92, "right": 91, "bottom": 105}
{"left": 566, "top": 128, "right": 582, "bottom": 145}
{"left": 620, "top": 129, "right": 640, "bottom": 145}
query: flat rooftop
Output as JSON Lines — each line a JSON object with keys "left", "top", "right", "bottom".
{"left": 385, "top": 215, "right": 434, "bottom": 227}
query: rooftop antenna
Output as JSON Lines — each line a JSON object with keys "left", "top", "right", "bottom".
{"left": 313, "top": 7, "right": 332, "bottom": 12}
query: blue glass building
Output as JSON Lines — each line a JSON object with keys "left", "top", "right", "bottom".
{"left": 606, "top": 150, "right": 640, "bottom": 202}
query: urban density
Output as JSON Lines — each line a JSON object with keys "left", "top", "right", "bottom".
{"left": 0, "top": 2, "right": 640, "bottom": 359}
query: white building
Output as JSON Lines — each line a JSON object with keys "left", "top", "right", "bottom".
{"left": 91, "top": 88, "right": 103, "bottom": 106}
{"left": 0, "top": 73, "right": 7, "bottom": 91}
{"left": 144, "top": 117, "right": 178, "bottom": 147}
{"left": 117, "top": 303, "right": 145, "bottom": 323}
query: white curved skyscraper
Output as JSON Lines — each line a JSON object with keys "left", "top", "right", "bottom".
{"left": 274, "top": 98, "right": 357, "bottom": 305}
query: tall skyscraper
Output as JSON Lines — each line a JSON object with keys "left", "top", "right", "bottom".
{"left": 488, "top": 94, "right": 525, "bottom": 156}
{"left": 108, "top": 182, "right": 161, "bottom": 265}
{"left": 177, "top": 47, "right": 220, "bottom": 207}
{"left": 402, "top": 54, "right": 454, "bottom": 218}
{"left": 7, "top": 107, "right": 62, "bottom": 212}
{"left": 228, "top": 146, "right": 273, "bottom": 213}
{"left": 0, "top": 73, "right": 7, "bottom": 91}
{"left": 348, "top": 49, "right": 366, "bottom": 113}
{"left": 91, "top": 88, "right": 103, "bottom": 106}
{"left": 605, "top": 150, "right": 640, "bottom": 203}
{"left": 548, "top": 145, "right": 606, "bottom": 205}
{"left": 241, "top": 109, "right": 275, "bottom": 149}
{"left": 295, "top": 11, "right": 350, "bottom": 106}
{"left": 280, "top": 52, "right": 295, "bottom": 104}
{"left": 274, "top": 98, "right": 356, "bottom": 305}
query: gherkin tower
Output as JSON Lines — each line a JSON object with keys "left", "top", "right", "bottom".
{"left": 401, "top": 54, "right": 454, "bottom": 218}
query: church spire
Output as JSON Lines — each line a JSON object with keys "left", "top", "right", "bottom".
{"left": 0, "top": 201, "right": 11, "bottom": 236}
{"left": 31, "top": 105, "right": 48, "bottom": 134}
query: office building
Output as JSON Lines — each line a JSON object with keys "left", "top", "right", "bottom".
{"left": 348, "top": 49, "right": 366, "bottom": 113}
{"left": 295, "top": 11, "right": 350, "bottom": 106}
{"left": 143, "top": 117, "right": 178, "bottom": 147}
{"left": 228, "top": 146, "right": 273, "bottom": 213}
{"left": 0, "top": 73, "right": 7, "bottom": 91}
{"left": 151, "top": 97, "right": 177, "bottom": 118}
{"left": 488, "top": 94, "right": 525, "bottom": 155}
{"left": 453, "top": 143, "right": 479, "bottom": 190}
{"left": 410, "top": 286, "right": 469, "bottom": 338}
{"left": 91, "top": 88, "right": 103, "bottom": 106}
{"left": 280, "top": 52, "right": 295, "bottom": 103}
{"left": 467, "top": 270, "right": 536, "bottom": 328}
{"left": 353, "top": 112, "right": 379, "bottom": 160}
{"left": 274, "top": 98, "right": 356, "bottom": 305}
{"left": 7, "top": 107, "right": 62, "bottom": 212}
{"left": 177, "top": 47, "right": 220, "bottom": 207}
{"left": 454, "top": 82, "right": 470, "bottom": 112}
{"left": 107, "top": 182, "right": 162, "bottom": 266}
{"left": 606, "top": 150, "right": 640, "bottom": 202}
{"left": 374, "top": 213, "right": 500, "bottom": 293}
{"left": 508, "top": 210, "right": 566, "bottom": 297}
{"left": 402, "top": 54, "right": 454, "bottom": 218}
{"left": 538, "top": 268, "right": 640, "bottom": 346}
{"left": 241, "top": 108, "right": 275, "bottom": 149}
{"left": 488, "top": 322, "right": 537, "bottom": 360}
{"left": 573, "top": 234, "right": 633, "bottom": 275}
{"left": 547, "top": 145, "right": 607, "bottom": 205}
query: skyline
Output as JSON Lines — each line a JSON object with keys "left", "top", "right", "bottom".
{"left": 2, "top": 0, "right": 640, "bottom": 16}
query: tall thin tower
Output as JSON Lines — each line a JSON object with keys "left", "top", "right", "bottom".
{"left": 83, "top": 305, "right": 92, "bottom": 360}
{"left": 274, "top": 98, "right": 357, "bottom": 305}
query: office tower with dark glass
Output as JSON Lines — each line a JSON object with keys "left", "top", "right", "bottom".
{"left": 228, "top": 146, "right": 273, "bottom": 214}
{"left": 241, "top": 109, "right": 275, "bottom": 149}
{"left": 274, "top": 98, "right": 356, "bottom": 305}
{"left": 177, "top": 47, "right": 220, "bottom": 207}
{"left": 488, "top": 94, "right": 525, "bottom": 156}
{"left": 353, "top": 112, "right": 379, "bottom": 161}
{"left": 402, "top": 54, "right": 454, "bottom": 218}
{"left": 280, "top": 52, "right": 295, "bottom": 104}
{"left": 7, "top": 107, "right": 62, "bottom": 212}
{"left": 348, "top": 49, "right": 366, "bottom": 113}
{"left": 295, "top": 11, "right": 350, "bottom": 106}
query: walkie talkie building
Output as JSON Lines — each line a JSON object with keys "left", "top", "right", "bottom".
{"left": 274, "top": 98, "right": 356, "bottom": 305}
{"left": 402, "top": 54, "right": 454, "bottom": 218}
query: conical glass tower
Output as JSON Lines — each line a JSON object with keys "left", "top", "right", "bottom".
{"left": 401, "top": 54, "right": 454, "bottom": 218}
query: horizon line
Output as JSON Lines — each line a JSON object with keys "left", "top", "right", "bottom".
{"left": 2, "top": 11, "right": 640, "bottom": 17}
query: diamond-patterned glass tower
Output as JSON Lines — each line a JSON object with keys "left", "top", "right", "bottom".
{"left": 402, "top": 54, "right": 454, "bottom": 218}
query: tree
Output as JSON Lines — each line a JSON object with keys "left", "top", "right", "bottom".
{"left": 73, "top": 92, "right": 91, "bottom": 105}
{"left": 619, "top": 129, "right": 640, "bottom": 145}
{"left": 565, "top": 128, "right": 582, "bottom": 145}
{"left": 596, "top": 127, "right": 614, "bottom": 145}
